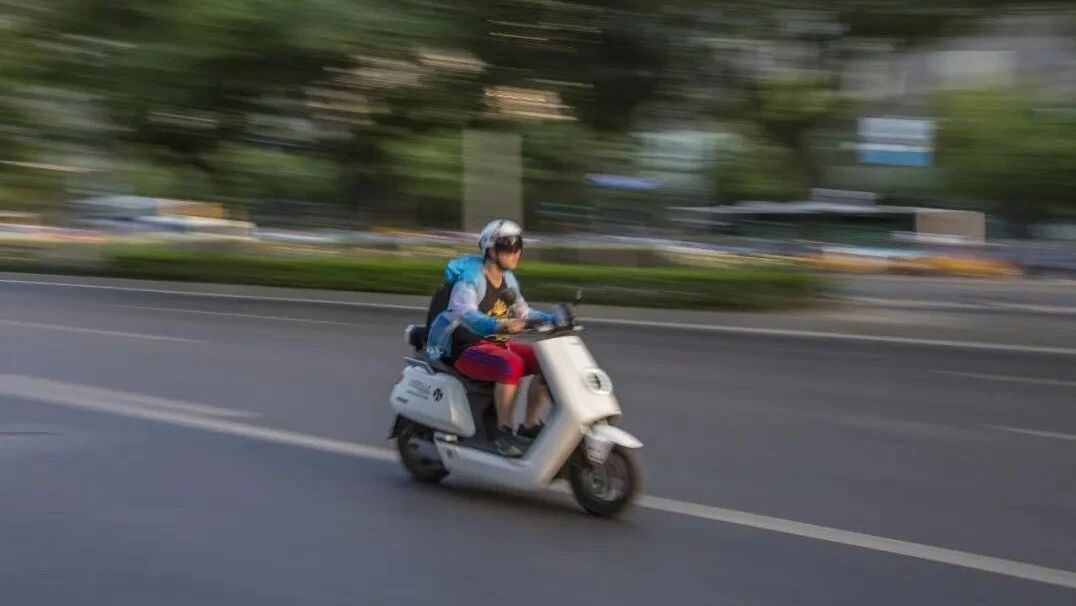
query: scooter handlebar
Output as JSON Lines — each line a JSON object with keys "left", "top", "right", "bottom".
{"left": 521, "top": 303, "right": 581, "bottom": 335}
{"left": 525, "top": 323, "right": 582, "bottom": 335}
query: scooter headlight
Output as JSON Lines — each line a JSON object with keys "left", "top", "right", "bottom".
{"left": 582, "top": 368, "right": 613, "bottom": 395}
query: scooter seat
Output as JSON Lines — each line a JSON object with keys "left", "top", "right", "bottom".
{"left": 406, "top": 324, "right": 494, "bottom": 395}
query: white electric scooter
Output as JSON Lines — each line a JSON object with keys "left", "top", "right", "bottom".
{"left": 387, "top": 294, "right": 643, "bottom": 517}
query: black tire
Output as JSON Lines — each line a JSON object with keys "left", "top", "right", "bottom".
{"left": 396, "top": 424, "right": 448, "bottom": 483}
{"left": 568, "top": 445, "right": 641, "bottom": 518}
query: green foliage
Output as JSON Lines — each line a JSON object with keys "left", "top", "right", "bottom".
{"left": 935, "top": 88, "right": 1076, "bottom": 227}
{"left": 211, "top": 145, "right": 343, "bottom": 204}
{"left": 745, "top": 75, "right": 850, "bottom": 184}
{"left": 713, "top": 123, "right": 809, "bottom": 203}
{"left": 0, "top": 0, "right": 1066, "bottom": 224}
{"left": 1, "top": 244, "right": 826, "bottom": 310}
{"left": 384, "top": 131, "right": 463, "bottom": 205}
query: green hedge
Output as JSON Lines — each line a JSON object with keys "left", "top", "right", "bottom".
{"left": 4, "top": 246, "right": 828, "bottom": 310}
{"left": 110, "top": 249, "right": 825, "bottom": 310}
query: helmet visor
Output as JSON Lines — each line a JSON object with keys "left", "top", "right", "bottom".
{"left": 492, "top": 235, "right": 523, "bottom": 253}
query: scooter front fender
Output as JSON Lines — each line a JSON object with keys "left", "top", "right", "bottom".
{"left": 584, "top": 424, "right": 642, "bottom": 465}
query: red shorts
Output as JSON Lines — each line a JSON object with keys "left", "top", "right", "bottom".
{"left": 454, "top": 341, "right": 539, "bottom": 385}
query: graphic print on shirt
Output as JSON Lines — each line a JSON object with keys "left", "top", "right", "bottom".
{"left": 487, "top": 297, "right": 510, "bottom": 342}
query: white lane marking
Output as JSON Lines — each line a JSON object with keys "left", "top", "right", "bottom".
{"left": 987, "top": 303, "right": 1076, "bottom": 315}
{"left": 0, "top": 319, "right": 197, "bottom": 343}
{"left": 839, "top": 296, "right": 984, "bottom": 310}
{"left": 4, "top": 276, "right": 1075, "bottom": 356}
{"left": 936, "top": 370, "right": 1076, "bottom": 388}
{"left": 0, "top": 376, "right": 258, "bottom": 419}
{"left": 988, "top": 426, "right": 1076, "bottom": 443}
{"left": 2, "top": 374, "right": 1074, "bottom": 591}
{"left": 637, "top": 495, "right": 1076, "bottom": 590}
{"left": 582, "top": 317, "right": 1076, "bottom": 357}
{"left": 0, "top": 375, "right": 393, "bottom": 461}
{"left": 116, "top": 305, "right": 357, "bottom": 327}
{"left": 842, "top": 297, "right": 1076, "bottom": 316}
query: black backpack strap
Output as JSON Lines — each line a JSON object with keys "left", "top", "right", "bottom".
{"left": 425, "top": 281, "right": 453, "bottom": 328}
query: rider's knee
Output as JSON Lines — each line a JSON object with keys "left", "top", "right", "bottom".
{"left": 528, "top": 373, "right": 547, "bottom": 392}
{"left": 500, "top": 356, "right": 525, "bottom": 385}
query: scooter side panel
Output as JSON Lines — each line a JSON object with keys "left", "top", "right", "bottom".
{"left": 534, "top": 336, "right": 622, "bottom": 424}
{"left": 436, "top": 402, "right": 584, "bottom": 489}
{"left": 391, "top": 366, "right": 476, "bottom": 437}
{"left": 435, "top": 442, "right": 533, "bottom": 489}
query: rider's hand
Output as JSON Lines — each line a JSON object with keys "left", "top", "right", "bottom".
{"left": 501, "top": 319, "right": 525, "bottom": 334}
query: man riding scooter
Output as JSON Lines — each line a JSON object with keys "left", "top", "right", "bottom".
{"left": 424, "top": 220, "right": 557, "bottom": 457}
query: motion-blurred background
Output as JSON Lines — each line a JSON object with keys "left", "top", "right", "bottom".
{"left": 4, "top": 5, "right": 1076, "bottom": 603}
{"left": 1, "top": 1, "right": 1074, "bottom": 295}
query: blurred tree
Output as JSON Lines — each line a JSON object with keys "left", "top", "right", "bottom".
{"left": 9, "top": 0, "right": 453, "bottom": 216}
{"left": 209, "top": 145, "right": 343, "bottom": 206}
{"left": 691, "top": 1, "right": 1057, "bottom": 202}
{"left": 0, "top": 98, "right": 29, "bottom": 165}
{"left": 445, "top": 1, "right": 670, "bottom": 132}
{"left": 118, "top": 158, "right": 217, "bottom": 202}
{"left": 744, "top": 75, "right": 847, "bottom": 185}
{"left": 383, "top": 130, "right": 463, "bottom": 227}
{"left": 2, "top": 0, "right": 1069, "bottom": 227}
{"left": 935, "top": 88, "right": 1076, "bottom": 233}
{"left": 520, "top": 122, "right": 594, "bottom": 203}
{"left": 0, "top": 4, "right": 39, "bottom": 166}
{"left": 712, "top": 123, "right": 808, "bottom": 203}
{"left": 833, "top": 0, "right": 1073, "bottom": 43}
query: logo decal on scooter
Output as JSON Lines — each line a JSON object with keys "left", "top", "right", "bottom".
{"left": 432, "top": 388, "right": 444, "bottom": 402}
{"left": 406, "top": 379, "right": 432, "bottom": 400}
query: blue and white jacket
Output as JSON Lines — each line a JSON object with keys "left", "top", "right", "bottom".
{"left": 425, "top": 254, "right": 555, "bottom": 360}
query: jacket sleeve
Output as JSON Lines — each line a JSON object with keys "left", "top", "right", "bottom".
{"left": 448, "top": 278, "right": 500, "bottom": 336}
{"left": 505, "top": 273, "right": 556, "bottom": 324}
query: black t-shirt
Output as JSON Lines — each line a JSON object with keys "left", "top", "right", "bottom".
{"left": 451, "top": 276, "right": 511, "bottom": 357}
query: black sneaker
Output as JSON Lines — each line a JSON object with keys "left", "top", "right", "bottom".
{"left": 516, "top": 422, "right": 544, "bottom": 441}
{"left": 494, "top": 426, "right": 524, "bottom": 458}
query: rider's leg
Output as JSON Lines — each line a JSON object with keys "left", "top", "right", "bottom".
{"left": 454, "top": 342, "right": 527, "bottom": 456}
{"left": 455, "top": 343, "right": 525, "bottom": 415}
{"left": 491, "top": 366, "right": 526, "bottom": 456}
{"left": 523, "top": 377, "right": 548, "bottom": 428}
{"left": 506, "top": 342, "right": 546, "bottom": 433}
{"left": 493, "top": 382, "right": 520, "bottom": 429}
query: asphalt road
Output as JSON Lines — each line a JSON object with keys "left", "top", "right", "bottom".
{"left": 2, "top": 277, "right": 1075, "bottom": 605}
{"left": 832, "top": 275, "right": 1076, "bottom": 315}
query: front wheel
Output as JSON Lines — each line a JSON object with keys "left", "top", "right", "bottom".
{"left": 568, "top": 445, "right": 641, "bottom": 518}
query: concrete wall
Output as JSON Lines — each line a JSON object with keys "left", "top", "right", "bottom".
{"left": 916, "top": 210, "right": 986, "bottom": 243}
{"left": 462, "top": 130, "right": 522, "bottom": 233}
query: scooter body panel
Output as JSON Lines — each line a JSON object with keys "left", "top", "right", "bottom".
{"left": 390, "top": 365, "right": 476, "bottom": 437}
{"left": 434, "top": 334, "right": 628, "bottom": 488}
{"left": 534, "top": 334, "right": 622, "bottom": 425}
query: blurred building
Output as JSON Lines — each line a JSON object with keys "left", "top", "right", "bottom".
{"left": 73, "top": 195, "right": 254, "bottom": 237}
{"left": 669, "top": 188, "right": 985, "bottom": 246}
{"left": 74, "top": 196, "right": 226, "bottom": 220}
{"left": 841, "top": 13, "right": 1076, "bottom": 103}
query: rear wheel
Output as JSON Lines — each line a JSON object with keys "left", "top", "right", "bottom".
{"left": 396, "top": 423, "right": 448, "bottom": 483}
{"left": 568, "top": 445, "right": 641, "bottom": 518}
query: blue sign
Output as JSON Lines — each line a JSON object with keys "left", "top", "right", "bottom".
{"left": 858, "top": 144, "right": 933, "bottom": 168}
{"left": 586, "top": 174, "right": 660, "bottom": 190}
{"left": 857, "top": 117, "right": 934, "bottom": 168}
